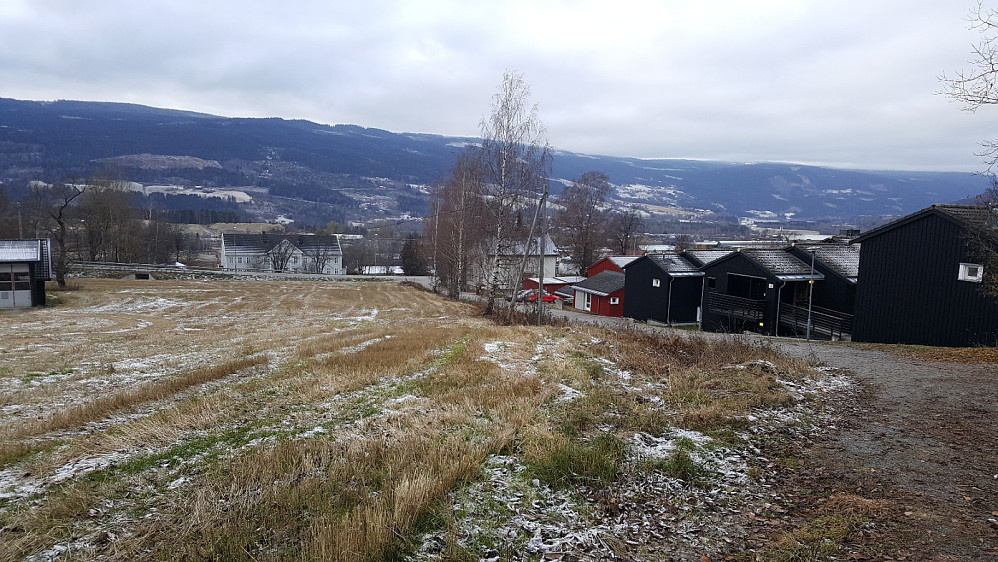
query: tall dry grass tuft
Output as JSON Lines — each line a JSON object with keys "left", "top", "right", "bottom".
{"left": 121, "top": 430, "right": 502, "bottom": 561}
{"left": 762, "top": 493, "right": 901, "bottom": 561}
{"left": 585, "top": 328, "right": 814, "bottom": 431}
{"left": 3, "top": 354, "right": 268, "bottom": 443}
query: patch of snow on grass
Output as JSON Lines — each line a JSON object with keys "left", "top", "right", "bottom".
{"left": 81, "top": 297, "right": 186, "bottom": 314}
{"left": 554, "top": 383, "right": 584, "bottom": 403}
{"left": 51, "top": 452, "right": 130, "bottom": 484}
{"left": 337, "top": 335, "right": 390, "bottom": 355}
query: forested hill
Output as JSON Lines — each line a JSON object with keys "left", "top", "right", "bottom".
{"left": 0, "top": 97, "right": 989, "bottom": 225}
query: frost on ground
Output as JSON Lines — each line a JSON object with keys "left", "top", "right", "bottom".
{"left": 417, "top": 353, "right": 854, "bottom": 561}
{"left": 0, "top": 279, "right": 856, "bottom": 560}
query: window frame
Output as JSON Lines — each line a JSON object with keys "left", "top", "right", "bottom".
{"left": 958, "top": 262, "right": 984, "bottom": 283}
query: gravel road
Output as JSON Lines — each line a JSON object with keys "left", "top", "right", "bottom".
{"left": 545, "top": 305, "right": 998, "bottom": 559}
{"left": 772, "top": 340, "right": 998, "bottom": 560}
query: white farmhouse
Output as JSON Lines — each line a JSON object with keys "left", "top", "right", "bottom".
{"left": 220, "top": 234, "right": 345, "bottom": 274}
{"left": 474, "top": 235, "right": 559, "bottom": 292}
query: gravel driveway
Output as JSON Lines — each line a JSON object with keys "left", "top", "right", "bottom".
{"left": 546, "top": 305, "right": 998, "bottom": 559}
{"left": 771, "top": 340, "right": 998, "bottom": 560}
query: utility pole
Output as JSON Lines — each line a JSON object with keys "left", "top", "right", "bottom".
{"left": 806, "top": 249, "right": 815, "bottom": 341}
{"left": 431, "top": 201, "right": 440, "bottom": 292}
{"left": 537, "top": 180, "right": 549, "bottom": 326}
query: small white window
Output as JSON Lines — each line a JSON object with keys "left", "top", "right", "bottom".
{"left": 610, "top": 297, "right": 620, "bottom": 305}
{"left": 652, "top": 278, "right": 661, "bottom": 287}
{"left": 959, "top": 263, "right": 984, "bottom": 283}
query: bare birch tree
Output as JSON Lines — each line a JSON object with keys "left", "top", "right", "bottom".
{"left": 479, "top": 70, "right": 550, "bottom": 315}
{"left": 428, "top": 148, "right": 487, "bottom": 297}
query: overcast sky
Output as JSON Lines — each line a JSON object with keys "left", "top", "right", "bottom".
{"left": 2, "top": 0, "right": 996, "bottom": 172}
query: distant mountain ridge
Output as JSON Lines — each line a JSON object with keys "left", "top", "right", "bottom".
{"left": 0, "top": 97, "right": 989, "bottom": 226}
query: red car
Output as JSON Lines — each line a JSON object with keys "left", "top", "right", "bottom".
{"left": 514, "top": 289, "right": 558, "bottom": 303}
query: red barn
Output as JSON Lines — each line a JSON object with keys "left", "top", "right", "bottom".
{"left": 586, "top": 256, "right": 639, "bottom": 277}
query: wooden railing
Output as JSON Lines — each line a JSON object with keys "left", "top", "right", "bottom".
{"left": 707, "top": 292, "right": 766, "bottom": 321}
{"left": 779, "top": 302, "right": 852, "bottom": 340}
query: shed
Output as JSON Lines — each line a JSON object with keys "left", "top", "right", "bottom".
{"left": 0, "top": 239, "right": 53, "bottom": 308}
{"left": 571, "top": 270, "right": 626, "bottom": 317}
{"left": 622, "top": 253, "right": 704, "bottom": 325}
{"left": 850, "top": 205, "right": 998, "bottom": 346}
{"left": 586, "top": 255, "right": 639, "bottom": 277}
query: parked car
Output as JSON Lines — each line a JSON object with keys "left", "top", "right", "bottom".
{"left": 510, "top": 289, "right": 558, "bottom": 303}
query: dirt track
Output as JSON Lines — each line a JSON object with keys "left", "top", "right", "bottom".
{"left": 547, "top": 304, "right": 998, "bottom": 558}
{"left": 770, "top": 340, "right": 998, "bottom": 560}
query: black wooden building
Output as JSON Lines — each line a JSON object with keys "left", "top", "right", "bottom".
{"left": 850, "top": 205, "right": 998, "bottom": 347}
{"left": 622, "top": 253, "right": 704, "bottom": 325}
{"left": 699, "top": 249, "right": 825, "bottom": 336}
{"left": 785, "top": 242, "right": 860, "bottom": 337}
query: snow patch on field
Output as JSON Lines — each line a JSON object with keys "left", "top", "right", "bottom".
{"left": 80, "top": 296, "right": 186, "bottom": 314}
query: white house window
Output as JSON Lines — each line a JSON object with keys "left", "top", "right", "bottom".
{"left": 609, "top": 297, "right": 620, "bottom": 305}
{"left": 652, "top": 278, "right": 661, "bottom": 287}
{"left": 584, "top": 293, "right": 592, "bottom": 311}
{"left": 958, "top": 263, "right": 984, "bottom": 283}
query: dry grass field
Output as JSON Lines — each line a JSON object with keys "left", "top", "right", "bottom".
{"left": 0, "top": 278, "right": 847, "bottom": 561}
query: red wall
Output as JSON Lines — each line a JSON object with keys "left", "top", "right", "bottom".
{"left": 586, "top": 258, "right": 624, "bottom": 277}
{"left": 583, "top": 289, "right": 625, "bottom": 317}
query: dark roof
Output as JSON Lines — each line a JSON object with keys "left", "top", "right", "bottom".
{"left": 739, "top": 249, "right": 825, "bottom": 281}
{"left": 851, "top": 204, "right": 995, "bottom": 244}
{"left": 683, "top": 249, "right": 734, "bottom": 267}
{"left": 626, "top": 253, "right": 704, "bottom": 277}
{"left": 223, "top": 233, "right": 342, "bottom": 253}
{"left": 792, "top": 243, "right": 860, "bottom": 283}
{"left": 571, "top": 270, "right": 625, "bottom": 297}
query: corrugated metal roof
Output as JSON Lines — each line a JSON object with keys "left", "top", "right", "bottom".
{"left": 571, "top": 270, "right": 625, "bottom": 297}
{"left": 608, "top": 255, "right": 639, "bottom": 268}
{"left": 743, "top": 249, "right": 824, "bottom": 281}
{"left": 526, "top": 276, "right": 586, "bottom": 284}
{"left": 0, "top": 240, "right": 41, "bottom": 261}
